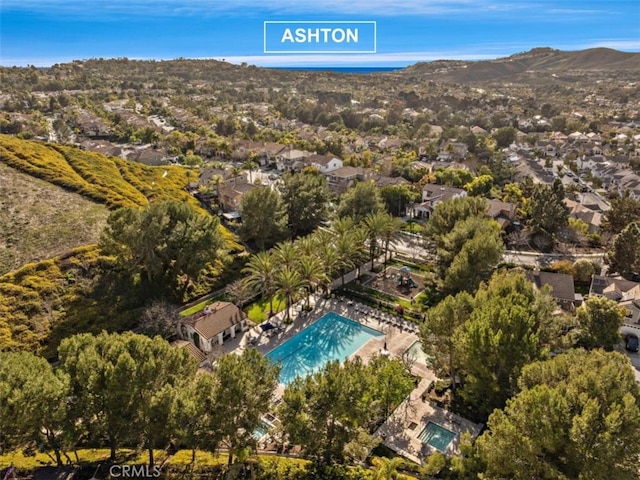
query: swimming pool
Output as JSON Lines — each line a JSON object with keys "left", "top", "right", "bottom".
{"left": 266, "top": 311, "right": 384, "bottom": 385}
{"left": 418, "top": 422, "right": 456, "bottom": 452}
{"left": 404, "top": 340, "right": 430, "bottom": 365}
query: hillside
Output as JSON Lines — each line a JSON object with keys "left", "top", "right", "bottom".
{"left": 0, "top": 162, "right": 109, "bottom": 274}
{"left": 404, "top": 47, "right": 640, "bottom": 84}
{"left": 0, "top": 135, "right": 200, "bottom": 209}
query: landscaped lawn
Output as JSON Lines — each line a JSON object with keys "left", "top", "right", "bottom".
{"left": 180, "top": 296, "right": 223, "bottom": 317}
{"left": 246, "top": 294, "right": 286, "bottom": 323}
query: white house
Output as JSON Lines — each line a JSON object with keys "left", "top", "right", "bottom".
{"left": 307, "top": 153, "right": 343, "bottom": 173}
{"left": 182, "top": 301, "right": 249, "bottom": 353}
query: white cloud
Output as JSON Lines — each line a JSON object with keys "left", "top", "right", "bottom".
{"left": 0, "top": 0, "right": 536, "bottom": 17}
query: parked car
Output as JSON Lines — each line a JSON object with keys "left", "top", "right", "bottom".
{"left": 625, "top": 333, "right": 639, "bottom": 352}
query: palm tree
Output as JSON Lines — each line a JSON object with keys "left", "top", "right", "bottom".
{"left": 351, "top": 225, "right": 369, "bottom": 277}
{"left": 242, "top": 159, "right": 259, "bottom": 184}
{"left": 297, "top": 255, "right": 326, "bottom": 308}
{"left": 364, "top": 211, "right": 389, "bottom": 270}
{"left": 273, "top": 240, "right": 299, "bottom": 269}
{"left": 208, "top": 174, "right": 224, "bottom": 199}
{"left": 315, "top": 240, "right": 339, "bottom": 294}
{"left": 229, "top": 166, "right": 243, "bottom": 187}
{"left": 242, "top": 251, "right": 277, "bottom": 316}
{"left": 382, "top": 215, "right": 403, "bottom": 267}
{"left": 295, "top": 234, "right": 318, "bottom": 259}
{"left": 335, "top": 233, "right": 357, "bottom": 287}
{"left": 332, "top": 216, "right": 355, "bottom": 237}
{"left": 275, "top": 266, "right": 304, "bottom": 321}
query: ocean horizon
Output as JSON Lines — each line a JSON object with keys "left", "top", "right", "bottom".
{"left": 269, "top": 66, "right": 404, "bottom": 74}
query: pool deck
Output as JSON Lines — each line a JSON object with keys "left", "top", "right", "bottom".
{"left": 221, "top": 294, "right": 482, "bottom": 464}
{"left": 221, "top": 294, "right": 429, "bottom": 391}
{"left": 375, "top": 377, "right": 484, "bottom": 463}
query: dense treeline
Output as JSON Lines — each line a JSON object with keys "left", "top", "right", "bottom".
{"left": 0, "top": 331, "right": 415, "bottom": 477}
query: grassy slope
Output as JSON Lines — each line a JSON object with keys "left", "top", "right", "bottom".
{"left": 0, "top": 135, "right": 199, "bottom": 209}
{"left": 0, "top": 136, "right": 243, "bottom": 355}
{"left": 0, "top": 162, "right": 110, "bottom": 274}
{"left": 0, "top": 135, "right": 242, "bottom": 251}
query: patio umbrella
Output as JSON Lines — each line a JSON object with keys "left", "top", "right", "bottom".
{"left": 399, "top": 266, "right": 411, "bottom": 274}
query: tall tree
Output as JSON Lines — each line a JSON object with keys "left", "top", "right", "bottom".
{"left": 238, "top": 187, "right": 289, "bottom": 250}
{"left": 455, "top": 272, "right": 556, "bottom": 418}
{"left": 419, "top": 292, "right": 474, "bottom": 388}
{"left": 576, "top": 295, "right": 625, "bottom": 350}
{"left": 273, "top": 240, "right": 299, "bottom": 270}
{"left": 100, "top": 201, "right": 224, "bottom": 301}
{"left": 606, "top": 222, "right": 640, "bottom": 279}
{"left": 437, "top": 216, "right": 504, "bottom": 294}
{"left": 335, "top": 231, "right": 357, "bottom": 287}
{"left": 274, "top": 266, "right": 304, "bottom": 321}
{"left": 382, "top": 215, "right": 404, "bottom": 267}
{"left": 602, "top": 193, "right": 640, "bottom": 235}
{"left": 279, "top": 358, "right": 374, "bottom": 466}
{"left": 424, "top": 196, "right": 487, "bottom": 240}
{"left": 524, "top": 180, "right": 569, "bottom": 239}
{"left": 242, "top": 251, "right": 277, "bottom": 316}
{"left": 212, "top": 349, "right": 280, "bottom": 465}
{"left": 364, "top": 211, "right": 390, "bottom": 270}
{"left": 337, "top": 180, "right": 384, "bottom": 223}
{"left": 380, "top": 183, "right": 418, "bottom": 217}
{"left": 0, "top": 352, "right": 70, "bottom": 467}
{"left": 475, "top": 349, "right": 640, "bottom": 480}
{"left": 280, "top": 171, "right": 330, "bottom": 236}
{"left": 58, "top": 332, "right": 196, "bottom": 463}
{"left": 298, "top": 255, "right": 326, "bottom": 308}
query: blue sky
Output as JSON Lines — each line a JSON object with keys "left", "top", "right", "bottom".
{"left": 1, "top": 0, "right": 638, "bottom": 67}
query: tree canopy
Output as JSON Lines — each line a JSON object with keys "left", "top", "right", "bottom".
{"left": 337, "top": 180, "right": 384, "bottom": 223}
{"left": 238, "top": 186, "right": 289, "bottom": 250}
{"left": 280, "top": 171, "right": 330, "bottom": 236}
{"left": 576, "top": 295, "right": 625, "bottom": 350}
{"left": 100, "top": 200, "right": 224, "bottom": 301}
{"left": 455, "top": 271, "right": 557, "bottom": 418}
{"left": 437, "top": 216, "right": 504, "bottom": 293}
{"left": 602, "top": 193, "right": 640, "bottom": 235}
{"left": 58, "top": 331, "right": 197, "bottom": 463}
{"left": 606, "top": 221, "right": 640, "bottom": 279}
{"left": 475, "top": 349, "right": 640, "bottom": 480}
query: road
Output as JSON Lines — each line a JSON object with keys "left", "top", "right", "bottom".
{"left": 394, "top": 233, "right": 605, "bottom": 268}
{"left": 620, "top": 325, "right": 640, "bottom": 383}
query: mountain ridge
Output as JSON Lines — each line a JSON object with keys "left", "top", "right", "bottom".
{"left": 403, "top": 47, "right": 640, "bottom": 84}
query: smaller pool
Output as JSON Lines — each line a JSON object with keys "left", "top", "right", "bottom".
{"left": 418, "top": 422, "right": 456, "bottom": 452}
{"left": 253, "top": 419, "right": 273, "bottom": 440}
{"left": 404, "top": 340, "right": 430, "bottom": 365}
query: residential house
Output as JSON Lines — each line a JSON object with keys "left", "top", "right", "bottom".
{"left": 527, "top": 271, "right": 577, "bottom": 311}
{"left": 131, "top": 148, "right": 167, "bottom": 166}
{"left": 275, "top": 148, "right": 310, "bottom": 172}
{"left": 485, "top": 199, "right": 518, "bottom": 230}
{"left": 306, "top": 153, "right": 343, "bottom": 173}
{"left": 565, "top": 199, "right": 603, "bottom": 233}
{"left": 412, "top": 185, "right": 467, "bottom": 219}
{"left": 373, "top": 175, "right": 409, "bottom": 188}
{"left": 324, "top": 166, "right": 372, "bottom": 194}
{"left": 589, "top": 276, "right": 640, "bottom": 324}
{"left": 217, "top": 182, "right": 258, "bottom": 212}
{"left": 181, "top": 301, "right": 249, "bottom": 353}
{"left": 232, "top": 140, "right": 285, "bottom": 167}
